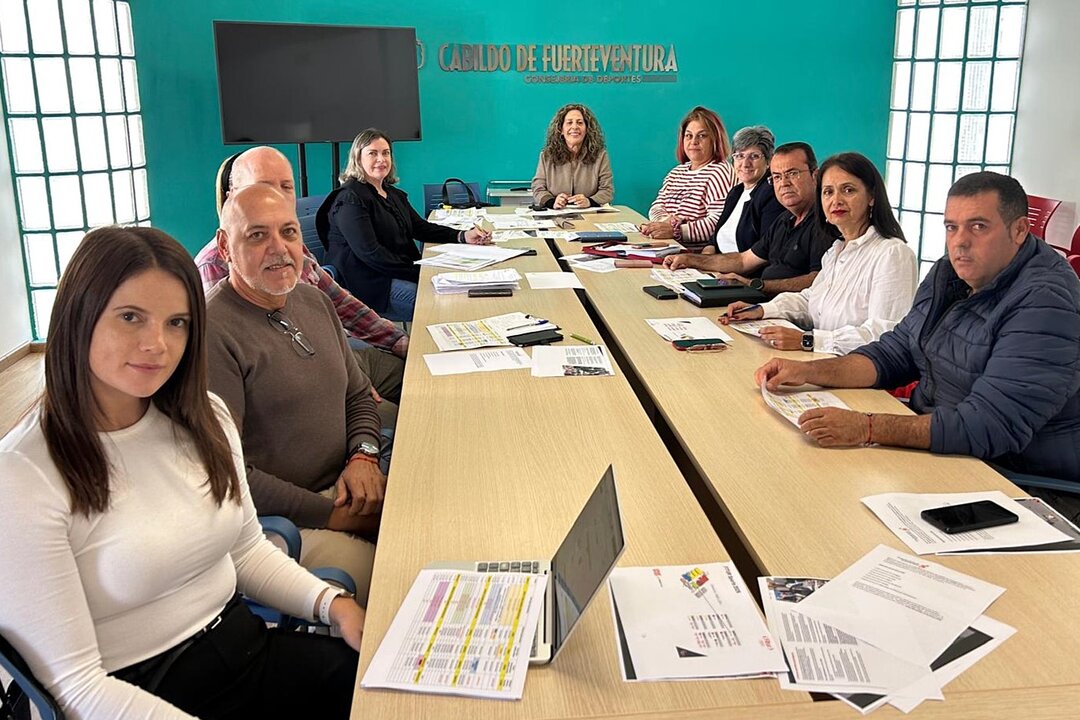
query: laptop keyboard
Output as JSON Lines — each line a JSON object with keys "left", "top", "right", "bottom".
{"left": 477, "top": 561, "right": 541, "bottom": 573}
{"left": 476, "top": 561, "right": 544, "bottom": 656}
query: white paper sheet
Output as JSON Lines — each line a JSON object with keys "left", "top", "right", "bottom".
{"left": 760, "top": 383, "right": 849, "bottom": 427}
{"left": 519, "top": 204, "right": 619, "bottom": 217}
{"left": 861, "top": 491, "right": 1073, "bottom": 555}
{"left": 489, "top": 216, "right": 556, "bottom": 230}
{"left": 941, "top": 497, "right": 1080, "bottom": 554}
{"left": 491, "top": 230, "right": 535, "bottom": 242}
{"left": 561, "top": 254, "right": 619, "bottom": 273}
{"left": 595, "top": 222, "right": 642, "bottom": 234}
{"left": 531, "top": 345, "right": 615, "bottom": 377}
{"left": 645, "top": 317, "right": 734, "bottom": 343}
{"left": 793, "top": 545, "right": 1005, "bottom": 666}
{"left": 729, "top": 318, "right": 802, "bottom": 337}
{"left": 361, "top": 568, "right": 547, "bottom": 700}
{"left": 609, "top": 564, "right": 787, "bottom": 681}
{"left": 649, "top": 267, "right": 711, "bottom": 291}
{"left": 423, "top": 348, "right": 533, "bottom": 376}
{"left": 525, "top": 272, "right": 585, "bottom": 290}
{"left": 535, "top": 230, "right": 580, "bottom": 241}
{"left": 758, "top": 576, "right": 932, "bottom": 695}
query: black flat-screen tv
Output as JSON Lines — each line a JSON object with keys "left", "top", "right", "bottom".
{"left": 213, "top": 21, "right": 421, "bottom": 144}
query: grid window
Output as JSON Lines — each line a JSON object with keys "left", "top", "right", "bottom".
{"left": 0, "top": 0, "right": 149, "bottom": 338}
{"left": 889, "top": 0, "right": 1027, "bottom": 278}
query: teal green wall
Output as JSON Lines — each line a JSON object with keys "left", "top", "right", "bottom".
{"left": 131, "top": 1, "right": 896, "bottom": 254}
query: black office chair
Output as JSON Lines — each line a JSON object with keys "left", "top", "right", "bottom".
{"left": 0, "top": 633, "right": 64, "bottom": 720}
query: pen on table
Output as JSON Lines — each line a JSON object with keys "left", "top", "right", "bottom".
{"left": 730, "top": 303, "right": 761, "bottom": 317}
{"left": 570, "top": 333, "right": 595, "bottom": 345}
{"left": 505, "top": 318, "right": 548, "bottom": 331}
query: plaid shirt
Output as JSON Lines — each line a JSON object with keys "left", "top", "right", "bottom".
{"left": 195, "top": 240, "right": 406, "bottom": 355}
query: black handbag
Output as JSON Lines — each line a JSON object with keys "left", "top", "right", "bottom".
{"left": 440, "top": 178, "right": 493, "bottom": 209}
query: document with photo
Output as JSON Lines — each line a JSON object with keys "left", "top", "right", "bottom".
{"left": 793, "top": 545, "right": 1005, "bottom": 666}
{"left": 760, "top": 383, "right": 849, "bottom": 427}
{"left": 531, "top": 345, "right": 615, "bottom": 378}
{"left": 758, "top": 576, "right": 934, "bottom": 696}
{"left": 941, "top": 497, "right": 1080, "bottom": 554}
{"left": 861, "top": 491, "right": 1072, "bottom": 555}
{"left": 610, "top": 564, "right": 788, "bottom": 681}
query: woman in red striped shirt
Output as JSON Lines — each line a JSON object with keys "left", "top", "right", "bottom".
{"left": 641, "top": 106, "right": 735, "bottom": 252}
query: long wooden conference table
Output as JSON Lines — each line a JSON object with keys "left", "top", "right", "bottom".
{"left": 353, "top": 207, "right": 1080, "bottom": 718}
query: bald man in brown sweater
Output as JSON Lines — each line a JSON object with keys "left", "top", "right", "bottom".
{"left": 206, "top": 185, "right": 384, "bottom": 602}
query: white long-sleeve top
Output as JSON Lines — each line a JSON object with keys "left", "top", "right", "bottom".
{"left": 760, "top": 225, "right": 917, "bottom": 355}
{"left": 0, "top": 395, "right": 336, "bottom": 720}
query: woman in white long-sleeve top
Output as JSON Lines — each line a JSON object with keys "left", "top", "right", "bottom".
{"left": 0, "top": 226, "right": 364, "bottom": 719}
{"left": 723, "top": 152, "right": 917, "bottom": 355}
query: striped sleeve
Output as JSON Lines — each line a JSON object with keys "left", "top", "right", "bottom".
{"left": 681, "top": 163, "right": 734, "bottom": 250}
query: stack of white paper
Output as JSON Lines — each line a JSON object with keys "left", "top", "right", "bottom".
{"left": 423, "top": 348, "right": 533, "bottom": 376}
{"left": 416, "top": 245, "right": 528, "bottom": 271}
{"left": 760, "top": 545, "right": 1012, "bottom": 714}
{"left": 431, "top": 269, "right": 522, "bottom": 295}
{"left": 609, "top": 563, "right": 788, "bottom": 682}
{"left": 861, "top": 491, "right": 1075, "bottom": 555}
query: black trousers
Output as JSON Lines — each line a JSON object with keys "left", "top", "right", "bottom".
{"left": 113, "top": 597, "right": 357, "bottom": 719}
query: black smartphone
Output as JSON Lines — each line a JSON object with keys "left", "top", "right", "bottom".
{"left": 643, "top": 285, "right": 678, "bottom": 300}
{"left": 508, "top": 329, "right": 563, "bottom": 347}
{"left": 920, "top": 500, "right": 1019, "bottom": 534}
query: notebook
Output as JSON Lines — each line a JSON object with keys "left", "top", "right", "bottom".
{"left": 427, "top": 465, "right": 625, "bottom": 664}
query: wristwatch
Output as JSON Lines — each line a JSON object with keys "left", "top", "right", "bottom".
{"left": 748, "top": 277, "right": 765, "bottom": 291}
{"left": 349, "top": 441, "right": 379, "bottom": 459}
{"left": 801, "top": 332, "right": 814, "bottom": 352}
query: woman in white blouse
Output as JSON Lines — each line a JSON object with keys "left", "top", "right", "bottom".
{"left": 722, "top": 152, "right": 916, "bottom": 355}
{"left": 0, "top": 226, "right": 363, "bottom": 719}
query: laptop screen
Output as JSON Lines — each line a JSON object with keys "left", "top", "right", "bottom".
{"left": 550, "top": 465, "right": 625, "bottom": 653}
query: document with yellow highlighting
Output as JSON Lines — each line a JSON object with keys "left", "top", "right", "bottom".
{"left": 362, "top": 569, "right": 547, "bottom": 700}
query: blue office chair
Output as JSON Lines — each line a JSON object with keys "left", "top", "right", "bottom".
{"left": 296, "top": 194, "right": 338, "bottom": 279}
{"left": 0, "top": 633, "right": 64, "bottom": 720}
{"left": 252, "top": 516, "right": 356, "bottom": 630}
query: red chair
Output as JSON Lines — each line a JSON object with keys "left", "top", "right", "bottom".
{"left": 1027, "top": 195, "right": 1062, "bottom": 241}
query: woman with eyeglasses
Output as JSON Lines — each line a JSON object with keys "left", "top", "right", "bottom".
{"left": 704, "top": 126, "right": 787, "bottom": 255}
{"left": 0, "top": 226, "right": 363, "bottom": 719}
{"left": 722, "top": 152, "right": 917, "bottom": 355}
{"left": 640, "top": 106, "right": 734, "bottom": 252}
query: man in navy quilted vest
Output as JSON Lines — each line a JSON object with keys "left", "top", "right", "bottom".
{"left": 755, "top": 171, "right": 1080, "bottom": 521}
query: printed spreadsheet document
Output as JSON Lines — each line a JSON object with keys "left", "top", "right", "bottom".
{"left": 362, "top": 568, "right": 547, "bottom": 700}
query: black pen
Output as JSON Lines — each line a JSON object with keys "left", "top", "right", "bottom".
{"left": 731, "top": 303, "right": 761, "bottom": 316}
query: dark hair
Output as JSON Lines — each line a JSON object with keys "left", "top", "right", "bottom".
{"left": 41, "top": 226, "right": 241, "bottom": 516}
{"left": 773, "top": 141, "right": 818, "bottom": 174}
{"left": 815, "top": 152, "right": 905, "bottom": 241}
{"left": 341, "top": 128, "right": 399, "bottom": 185}
{"left": 542, "top": 103, "right": 606, "bottom": 165}
{"left": 215, "top": 151, "right": 243, "bottom": 216}
{"left": 676, "top": 106, "right": 732, "bottom": 164}
{"left": 948, "top": 171, "right": 1028, "bottom": 224}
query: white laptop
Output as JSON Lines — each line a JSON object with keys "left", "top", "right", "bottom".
{"left": 427, "top": 465, "right": 625, "bottom": 664}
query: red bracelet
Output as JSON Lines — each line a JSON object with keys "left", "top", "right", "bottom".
{"left": 865, "top": 413, "right": 874, "bottom": 445}
{"left": 348, "top": 453, "right": 378, "bottom": 465}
